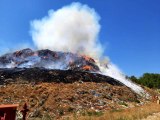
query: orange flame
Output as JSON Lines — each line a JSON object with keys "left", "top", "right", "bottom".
{"left": 82, "top": 55, "right": 95, "bottom": 63}
{"left": 82, "top": 65, "right": 92, "bottom": 71}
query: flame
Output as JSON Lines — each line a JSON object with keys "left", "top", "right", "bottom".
{"left": 82, "top": 65, "right": 92, "bottom": 71}
{"left": 82, "top": 55, "right": 95, "bottom": 63}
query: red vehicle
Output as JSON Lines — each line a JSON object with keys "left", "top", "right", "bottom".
{"left": 0, "top": 104, "right": 18, "bottom": 120}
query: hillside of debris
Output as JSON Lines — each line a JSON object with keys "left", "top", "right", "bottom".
{"left": 0, "top": 48, "right": 152, "bottom": 119}
{"left": 0, "top": 83, "right": 145, "bottom": 119}
{"left": 0, "top": 48, "right": 100, "bottom": 72}
{"left": 0, "top": 68, "right": 150, "bottom": 119}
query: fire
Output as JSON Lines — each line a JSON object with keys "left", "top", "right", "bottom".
{"left": 82, "top": 65, "right": 92, "bottom": 71}
{"left": 82, "top": 55, "right": 95, "bottom": 63}
{"left": 0, "top": 48, "right": 100, "bottom": 72}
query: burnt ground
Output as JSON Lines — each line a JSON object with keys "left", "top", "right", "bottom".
{"left": 0, "top": 68, "right": 148, "bottom": 119}
{"left": 0, "top": 68, "right": 123, "bottom": 85}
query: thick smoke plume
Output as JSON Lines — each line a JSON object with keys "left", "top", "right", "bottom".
{"left": 30, "top": 2, "right": 102, "bottom": 59}
{"left": 30, "top": 2, "right": 146, "bottom": 95}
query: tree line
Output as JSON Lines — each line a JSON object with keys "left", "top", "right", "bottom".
{"left": 128, "top": 73, "right": 160, "bottom": 89}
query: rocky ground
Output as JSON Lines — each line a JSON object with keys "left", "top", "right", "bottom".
{"left": 0, "top": 68, "right": 149, "bottom": 119}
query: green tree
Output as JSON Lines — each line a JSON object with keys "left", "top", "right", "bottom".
{"left": 129, "top": 73, "right": 160, "bottom": 89}
{"left": 130, "top": 76, "right": 138, "bottom": 83}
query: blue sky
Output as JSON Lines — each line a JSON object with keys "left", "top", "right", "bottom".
{"left": 0, "top": 0, "right": 160, "bottom": 76}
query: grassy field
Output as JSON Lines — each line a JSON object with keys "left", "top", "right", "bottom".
{"left": 64, "top": 102, "right": 160, "bottom": 120}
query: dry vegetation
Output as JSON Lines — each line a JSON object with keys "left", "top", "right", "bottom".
{"left": 67, "top": 102, "right": 160, "bottom": 120}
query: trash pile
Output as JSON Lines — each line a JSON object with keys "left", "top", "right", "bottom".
{"left": 0, "top": 82, "right": 144, "bottom": 119}
{"left": 0, "top": 68, "right": 147, "bottom": 119}
{"left": 0, "top": 48, "right": 99, "bottom": 72}
{"left": 0, "top": 48, "right": 149, "bottom": 119}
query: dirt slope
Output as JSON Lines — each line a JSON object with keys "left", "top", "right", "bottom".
{"left": 0, "top": 68, "right": 147, "bottom": 119}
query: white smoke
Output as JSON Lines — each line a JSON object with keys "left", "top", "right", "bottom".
{"left": 30, "top": 2, "right": 102, "bottom": 59}
{"left": 98, "top": 62, "right": 146, "bottom": 95}
{"left": 30, "top": 2, "right": 147, "bottom": 96}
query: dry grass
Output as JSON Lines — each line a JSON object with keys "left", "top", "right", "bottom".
{"left": 67, "top": 102, "right": 160, "bottom": 120}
